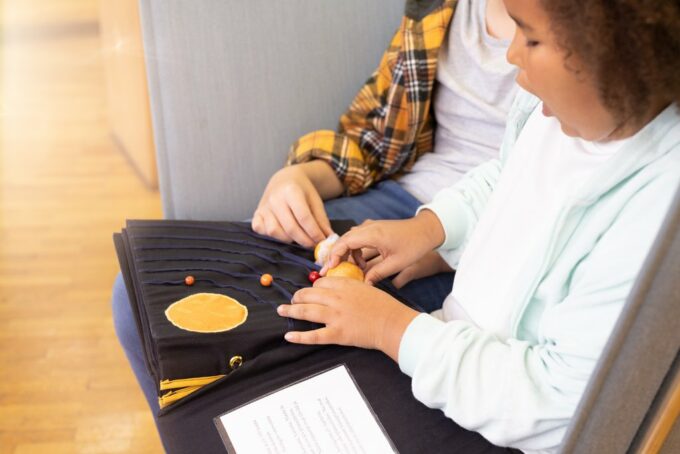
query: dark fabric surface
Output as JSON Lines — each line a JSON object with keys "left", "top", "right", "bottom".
{"left": 157, "top": 344, "right": 516, "bottom": 454}
{"left": 114, "top": 220, "right": 357, "bottom": 386}
{"left": 115, "top": 219, "right": 517, "bottom": 453}
{"left": 114, "top": 220, "right": 421, "bottom": 395}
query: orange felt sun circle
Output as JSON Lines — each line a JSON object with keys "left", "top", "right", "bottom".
{"left": 165, "top": 293, "right": 248, "bottom": 333}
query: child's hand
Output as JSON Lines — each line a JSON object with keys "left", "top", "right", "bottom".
{"left": 252, "top": 162, "right": 338, "bottom": 247}
{"left": 321, "top": 210, "right": 446, "bottom": 285}
{"left": 386, "top": 250, "right": 454, "bottom": 289}
{"left": 277, "top": 277, "right": 419, "bottom": 361}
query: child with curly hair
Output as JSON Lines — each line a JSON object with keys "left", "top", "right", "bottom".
{"left": 278, "top": 0, "right": 680, "bottom": 450}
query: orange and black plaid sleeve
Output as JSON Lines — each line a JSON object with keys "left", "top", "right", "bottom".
{"left": 287, "top": 1, "right": 456, "bottom": 195}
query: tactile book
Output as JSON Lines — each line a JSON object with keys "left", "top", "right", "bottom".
{"left": 113, "top": 219, "right": 409, "bottom": 410}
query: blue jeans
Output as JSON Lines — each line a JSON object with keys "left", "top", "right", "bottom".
{"left": 111, "top": 180, "right": 453, "bottom": 428}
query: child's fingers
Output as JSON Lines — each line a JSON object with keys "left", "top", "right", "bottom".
{"left": 271, "top": 202, "right": 315, "bottom": 247}
{"left": 361, "top": 247, "right": 379, "bottom": 261}
{"left": 325, "top": 228, "right": 381, "bottom": 272}
{"left": 284, "top": 327, "right": 336, "bottom": 345}
{"left": 277, "top": 301, "right": 327, "bottom": 323}
{"left": 311, "top": 276, "right": 364, "bottom": 293}
{"left": 261, "top": 209, "right": 294, "bottom": 243}
{"left": 307, "top": 193, "right": 334, "bottom": 238}
{"left": 364, "top": 255, "right": 383, "bottom": 274}
{"left": 291, "top": 286, "right": 337, "bottom": 305}
{"left": 392, "top": 266, "right": 416, "bottom": 289}
{"left": 288, "top": 194, "right": 326, "bottom": 245}
{"left": 365, "top": 258, "right": 402, "bottom": 286}
{"left": 351, "top": 249, "right": 366, "bottom": 269}
{"left": 391, "top": 252, "right": 452, "bottom": 288}
{"left": 322, "top": 243, "right": 350, "bottom": 274}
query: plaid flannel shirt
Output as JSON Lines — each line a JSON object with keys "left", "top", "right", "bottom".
{"left": 287, "top": 0, "right": 457, "bottom": 195}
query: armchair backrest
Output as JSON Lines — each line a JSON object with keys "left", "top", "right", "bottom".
{"left": 139, "top": 0, "right": 404, "bottom": 220}
{"left": 561, "top": 184, "right": 680, "bottom": 453}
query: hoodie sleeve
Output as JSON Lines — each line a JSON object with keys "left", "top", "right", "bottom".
{"left": 398, "top": 166, "right": 679, "bottom": 451}
{"left": 416, "top": 159, "right": 502, "bottom": 267}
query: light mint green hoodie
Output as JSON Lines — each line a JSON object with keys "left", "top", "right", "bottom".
{"left": 398, "top": 90, "right": 680, "bottom": 452}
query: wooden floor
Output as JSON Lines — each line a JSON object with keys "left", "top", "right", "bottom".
{"left": 0, "top": 0, "right": 164, "bottom": 452}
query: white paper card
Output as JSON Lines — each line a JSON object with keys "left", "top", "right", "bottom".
{"left": 215, "top": 365, "right": 396, "bottom": 453}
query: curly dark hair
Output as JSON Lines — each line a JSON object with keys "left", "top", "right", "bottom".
{"left": 541, "top": 0, "right": 680, "bottom": 125}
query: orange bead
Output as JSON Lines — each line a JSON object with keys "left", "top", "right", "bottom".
{"left": 260, "top": 273, "right": 273, "bottom": 287}
{"left": 184, "top": 275, "right": 195, "bottom": 286}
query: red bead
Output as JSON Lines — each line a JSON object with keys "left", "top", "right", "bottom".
{"left": 308, "top": 271, "right": 321, "bottom": 283}
{"left": 184, "top": 275, "right": 195, "bottom": 286}
{"left": 260, "top": 273, "right": 273, "bottom": 287}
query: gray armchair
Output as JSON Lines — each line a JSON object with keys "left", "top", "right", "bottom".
{"left": 561, "top": 184, "right": 680, "bottom": 453}
{"left": 138, "top": 1, "right": 679, "bottom": 451}
{"left": 139, "top": 0, "right": 404, "bottom": 221}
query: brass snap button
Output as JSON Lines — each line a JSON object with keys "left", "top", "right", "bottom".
{"left": 229, "top": 355, "right": 243, "bottom": 370}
